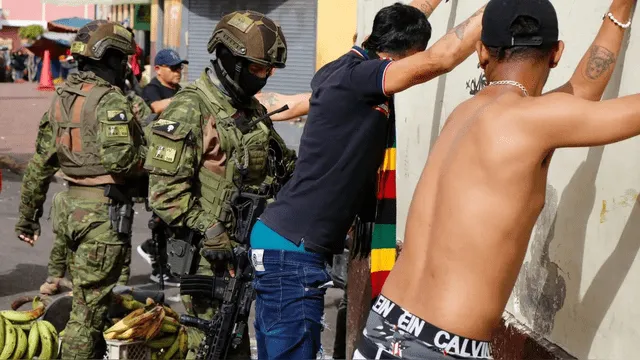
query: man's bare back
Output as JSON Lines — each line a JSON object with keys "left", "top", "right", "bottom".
{"left": 384, "top": 91, "right": 551, "bottom": 340}
{"left": 375, "top": 0, "right": 636, "bottom": 353}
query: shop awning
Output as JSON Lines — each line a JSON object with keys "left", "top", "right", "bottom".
{"left": 47, "top": 17, "right": 92, "bottom": 33}
{"left": 26, "top": 32, "right": 75, "bottom": 59}
{"left": 41, "top": 0, "right": 150, "bottom": 5}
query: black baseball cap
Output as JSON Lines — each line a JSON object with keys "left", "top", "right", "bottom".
{"left": 481, "top": 0, "right": 559, "bottom": 48}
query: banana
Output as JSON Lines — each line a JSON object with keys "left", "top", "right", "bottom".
{"left": 146, "top": 334, "right": 177, "bottom": 349}
{"left": 32, "top": 296, "right": 46, "bottom": 310}
{"left": 12, "top": 327, "right": 26, "bottom": 360}
{"left": 146, "top": 297, "right": 155, "bottom": 306}
{"left": 160, "top": 323, "right": 178, "bottom": 334}
{"left": 0, "top": 320, "right": 16, "bottom": 360}
{"left": 161, "top": 332, "right": 181, "bottom": 360}
{"left": 10, "top": 297, "right": 33, "bottom": 311}
{"left": 14, "top": 322, "right": 34, "bottom": 331}
{"left": 111, "top": 318, "right": 122, "bottom": 325}
{"left": 104, "top": 308, "right": 145, "bottom": 334}
{"left": 41, "top": 321, "right": 59, "bottom": 358}
{"left": 178, "top": 326, "right": 188, "bottom": 358}
{"left": 104, "top": 332, "right": 118, "bottom": 340}
{"left": 114, "top": 320, "right": 153, "bottom": 341}
{"left": 162, "top": 305, "right": 179, "bottom": 320}
{"left": 114, "top": 328, "right": 136, "bottom": 340}
{"left": 112, "top": 293, "right": 145, "bottom": 311}
{"left": 26, "top": 322, "right": 40, "bottom": 360}
{"left": 151, "top": 351, "right": 159, "bottom": 360}
{"left": 144, "top": 308, "right": 165, "bottom": 341}
{"left": 37, "top": 320, "right": 53, "bottom": 360}
{"left": 59, "top": 329, "right": 65, "bottom": 338}
{"left": 0, "top": 304, "right": 45, "bottom": 323}
{"left": 107, "top": 307, "right": 164, "bottom": 341}
{"left": 160, "top": 316, "right": 179, "bottom": 333}
{"left": 0, "top": 314, "right": 5, "bottom": 355}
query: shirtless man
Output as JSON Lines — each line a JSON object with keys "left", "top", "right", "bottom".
{"left": 355, "top": 0, "right": 636, "bottom": 359}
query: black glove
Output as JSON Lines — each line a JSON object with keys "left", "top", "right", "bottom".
{"left": 15, "top": 217, "right": 40, "bottom": 240}
{"left": 201, "top": 224, "right": 236, "bottom": 263}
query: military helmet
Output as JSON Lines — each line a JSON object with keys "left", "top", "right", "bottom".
{"left": 70, "top": 20, "right": 135, "bottom": 60}
{"left": 207, "top": 10, "right": 287, "bottom": 69}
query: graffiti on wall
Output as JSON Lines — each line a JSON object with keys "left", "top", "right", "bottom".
{"left": 465, "top": 63, "right": 486, "bottom": 96}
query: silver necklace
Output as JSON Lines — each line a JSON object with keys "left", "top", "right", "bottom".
{"left": 487, "top": 80, "right": 529, "bottom": 97}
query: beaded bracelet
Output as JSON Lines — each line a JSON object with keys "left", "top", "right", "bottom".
{"left": 603, "top": 12, "right": 632, "bottom": 29}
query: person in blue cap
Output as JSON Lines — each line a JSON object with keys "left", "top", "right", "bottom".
{"left": 142, "top": 48, "right": 189, "bottom": 114}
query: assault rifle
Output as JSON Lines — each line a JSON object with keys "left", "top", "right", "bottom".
{"left": 179, "top": 246, "right": 254, "bottom": 360}
{"left": 235, "top": 104, "right": 288, "bottom": 134}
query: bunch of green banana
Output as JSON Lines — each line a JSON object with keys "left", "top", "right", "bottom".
{"left": 104, "top": 297, "right": 182, "bottom": 346}
{"left": 0, "top": 296, "right": 58, "bottom": 359}
{"left": 148, "top": 326, "right": 188, "bottom": 360}
{"left": 0, "top": 317, "right": 59, "bottom": 360}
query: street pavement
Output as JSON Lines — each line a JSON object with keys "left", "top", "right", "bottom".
{"left": 0, "top": 82, "right": 343, "bottom": 358}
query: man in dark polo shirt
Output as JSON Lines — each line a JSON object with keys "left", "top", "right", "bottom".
{"left": 249, "top": 1, "right": 487, "bottom": 358}
{"left": 142, "top": 49, "right": 188, "bottom": 113}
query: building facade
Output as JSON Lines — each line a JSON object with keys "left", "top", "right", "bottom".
{"left": 0, "top": 0, "right": 94, "bottom": 50}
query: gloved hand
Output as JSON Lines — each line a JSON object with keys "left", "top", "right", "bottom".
{"left": 202, "top": 231, "right": 236, "bottom": 262}
{"left": 15, "top": 217, "right": 40, "bottom": 246}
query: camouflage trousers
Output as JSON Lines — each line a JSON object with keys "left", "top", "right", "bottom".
{"left": 51, "top": 186, "right": 130, "bottom": 360}
{"left": 47, "top": 227, "right": 131, "bottom": 285}
{"left": 181, "top": 252, "right": 251, "bottom": 360}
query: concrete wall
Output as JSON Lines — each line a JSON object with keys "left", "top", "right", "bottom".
{"left": 357, "top": 0, "right": 640, "bottom": 358}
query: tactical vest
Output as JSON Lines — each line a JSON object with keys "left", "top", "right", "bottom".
{"left": 181, "top": 73, "right": 280, "bottom": 229}
{"left": 49, "top": 74, "right": 115, "bottom": 177}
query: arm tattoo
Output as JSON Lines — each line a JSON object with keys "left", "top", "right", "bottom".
{"left": 419, "top": 1, "right": 435, "bottom": 17}
{"left": 261, "top": 92, "right": 280, "bottom": 107}
{"left": 453, "top": 20, "right": 469, "bottom": 40}
{"left": 584, "top": 45, "right": 615, "bottom": 80}
{"left": 449, "top": 8, "right": 483, "bottom": 41}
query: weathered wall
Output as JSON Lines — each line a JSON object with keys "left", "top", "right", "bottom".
{"left": 357, "top": 0, "right": 640, "bottom": 358}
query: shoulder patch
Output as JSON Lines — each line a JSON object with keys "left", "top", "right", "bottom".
{"left": 152, "top": 119, "right": 181, "bottom": 134}
{"left": 107, "top": 110, "right": 128, "bottom": 122}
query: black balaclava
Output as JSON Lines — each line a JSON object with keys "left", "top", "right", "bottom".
{"left": 212, "top": 46, "right": 269, "bottom": 106}
{"left": 79, "top": 49, "right": 128, "bottom": 90}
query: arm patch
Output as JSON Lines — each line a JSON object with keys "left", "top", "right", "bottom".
{"left": 107, "top": 110, "right": 128, "bottom": 122}
{"left": 152, "top": 119, "right": 182, "bottom": 135}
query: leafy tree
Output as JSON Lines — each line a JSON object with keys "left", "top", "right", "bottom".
{"left": 19, "top": 25, "right": 45, "bottom": 41}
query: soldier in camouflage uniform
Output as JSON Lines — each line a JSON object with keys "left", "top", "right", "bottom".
{"left": 40, "top": 91, "right": 152, "bottom": 296}
{"left": 15, "top": 20, "right": 147, "bottom": 359}
{"left": 145, "top": 10, "right": 296, "bottom": 359}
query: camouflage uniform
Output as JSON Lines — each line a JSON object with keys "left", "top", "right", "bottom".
{"left": 145, "top": 10, "right": 295, "bottom": 359}
{"left": 44, "top": 93, "right": 151, "bottom": 291}
{"left": 15, "top": 20, "right": 146, "bottom": 360}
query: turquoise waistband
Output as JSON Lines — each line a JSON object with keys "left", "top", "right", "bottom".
{"left": 250, "top": 219, "right": 308, "bottom": 253}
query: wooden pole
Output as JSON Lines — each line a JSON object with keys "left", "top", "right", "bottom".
{"left": 346, "top": 255, "right": 371, "bottom": 360}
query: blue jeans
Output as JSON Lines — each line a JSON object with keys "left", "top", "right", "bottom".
{"left": 250, "top": 248, "right": 331, "bottom": 359}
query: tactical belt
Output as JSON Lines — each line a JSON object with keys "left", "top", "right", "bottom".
{"left": 67, "top": 184, "right": 109, "bottom": 202}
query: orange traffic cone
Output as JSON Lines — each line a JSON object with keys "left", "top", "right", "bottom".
{"left": 37, "top": 50, "right": 55, "bottom": 91}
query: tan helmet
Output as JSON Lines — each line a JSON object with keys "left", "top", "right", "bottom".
{"left": 207, "top": 10, "right": 287, "bottom": 69}
{"left": 70, "top": 20, "right": 135, "bottom": 60}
